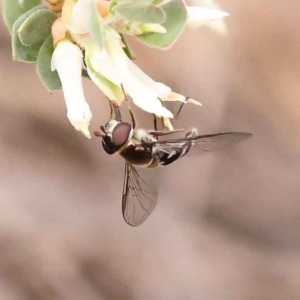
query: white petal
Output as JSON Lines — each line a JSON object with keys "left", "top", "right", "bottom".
{"left": 163, "top": 117, "right": 174, "bottom": 131}
{"left": 186, "top": 6, "right": 229, "bottom": 28}
{"left": 52, "top": 40, "right": 92, "bottom": 138}
{"left": 123, "top": 74, "right": 173, "bottom": 118}
{"left": 127, "top": 60, "right": 171, "bottom": 97}
{"left": 67, "top": 0, "right": 93, "bottom": 34}
{"left": 128, "top": 61, "right": 202, "bottom": 105}
{"left": 87, "top": 44, "right": 122, "bottom": 86}
{"left": 106, "top": 36, "right": 173, "bottom": 117}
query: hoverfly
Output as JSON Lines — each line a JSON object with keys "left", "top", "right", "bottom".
{"left": 95, "top": 115, "right": 252, "bottom": 227}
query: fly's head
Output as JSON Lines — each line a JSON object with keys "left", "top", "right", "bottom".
{"left": 95, "top": 120, "right": 133, "bottom": 155}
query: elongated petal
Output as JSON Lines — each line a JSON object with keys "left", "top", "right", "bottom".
{"left": 51, "top": 39, "right": 92, "bottom": 138}
{"left": 86, "top": 43, "right": 122, "bottom": 86}
{"left": 186, "top": 6, "right": 229, "bottom": 28}
{"left": 123, "top": 74, "right": 173, "bottom": 118}
{"left": 67, "top": 0, "right": 93, "bottom": 34}
{"left": 127, "top": 60, "right": 202, "bottom": 105}
{"left": 163, "top": 117, "right": 174, "bottom": 131}
{"left": 106, "top": 37, "right": 173, "bottom": 117}
{"left": 84, "top": 43, "right": 124, "bottom": 104}
{"left": 127, "top": 60, "right": 171, "bottom": 97}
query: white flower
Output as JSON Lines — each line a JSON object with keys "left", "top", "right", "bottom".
{"left": 186, "top": 6, "right": 229, "bottom": 29}
{"left": 105, "top": 35, "right": 174, "bottom": 118}
{"left": 51, "top": 39, "right": 92, "bottom": 139}
{"left": 51, "top": 0, "right": 203, "bottom": 133}
{"left": 66, "top": 0, "right": 94, "bottom": 34}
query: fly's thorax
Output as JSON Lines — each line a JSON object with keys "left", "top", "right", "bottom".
{"left": 102, "top": 120, "right": 133, "bottom": 155}
{"left": 133, "top": 128, "right": 157, "bottom": 144}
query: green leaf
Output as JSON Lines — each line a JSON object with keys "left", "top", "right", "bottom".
{"left": 18, "top": 9, "right": 57, "bottom": 47}
{"left": 2, "top": 0, "right": 42, "bottom": 34}
{"left": 113, "top": 3, "right": 166, "bottom": 24}
{"left": 90, "top": 7, "right": 104, "bottom": 48}
{"left": 136, "top": 0, "right": 187, "bottom": 49}
{"left": 36, "top": 35, "right": 62, "bottom": 91}
{"left": 12, "top": 5, "right": 48, "bottom": 62}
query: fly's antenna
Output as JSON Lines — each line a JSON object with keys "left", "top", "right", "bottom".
{"left": 94, "top": 131, "right": 105, "bottom": 137}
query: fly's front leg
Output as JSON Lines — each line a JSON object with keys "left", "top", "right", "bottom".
{"left": 113, "top": 104, "right": 122, "bottom": 122}
{"left": 153, "top": 114, "right": 158, "bottom": 131}
{"left": 106, "top": 97, "right": 122, "bottom": 122}
{"left": 106, "top": 97, "right": 114, "bottom": 119}
{"left": 121, "top": 84, "right": 136, "bottom": 129}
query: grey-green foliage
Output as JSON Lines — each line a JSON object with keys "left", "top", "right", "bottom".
{"left": 18, "top": 9, "right": 57, "bottom": 47}
{"left": 136, "top": 0, "right": 187, "bottom": 49}
{"left": 36, "top": 35, "right": 62, "bottom": 91}
{"left": 2, "top": 0, "right": 42, "bottom": 34}
{"left": 113, "top": 3, "right": 166, "bottom": 24}
{"left": 12, "top": 6, "right": 56, "bottom": 63}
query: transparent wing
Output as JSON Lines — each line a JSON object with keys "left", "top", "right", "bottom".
{"left": 122, "top": 163, "right": 158, "bottom": 226}
{"left": 191, "top": 132, "right": 252, "bottom": 153}
{"left": 155, "top": 132, "right": 252, "bottom": 156}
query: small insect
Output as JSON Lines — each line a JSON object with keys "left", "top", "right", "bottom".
{"left": 95, "top": 118, "right": 252, "bottom": 227}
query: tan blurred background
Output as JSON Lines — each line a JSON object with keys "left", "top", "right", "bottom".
{"left": 1, "top": 0, "right": 300, "bottom": 299}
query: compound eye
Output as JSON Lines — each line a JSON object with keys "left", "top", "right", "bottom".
{"left": 112, "top": 122, "right": 132, "bottom": 147}
{"left": 102, "top": 137, "right": 116, "bottom": 155}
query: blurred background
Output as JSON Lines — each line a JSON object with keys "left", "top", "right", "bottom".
{"left": 1, "top": 0, "right": 300, "bottom": 299}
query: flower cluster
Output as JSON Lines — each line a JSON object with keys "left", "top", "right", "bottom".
{"left": 3, "top": 0, "right": 229, "bottom": 138}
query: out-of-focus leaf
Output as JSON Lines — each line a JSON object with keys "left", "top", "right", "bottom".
{"left": 2, "top": 0, "right": 42, "bottom": 34}
{"left": 12, "top": 5, "right": 47, "bottom": 62}
{"left": 18, "top": 9, "right": 57, "bottom": 46}
{"left": 136, "top": 0, "right": 187, "bottom": 49}
{"left": 36, "top": 35, "right": 62, "bottom": 91}
{"left": 113, "top": 3, "right": 166, "bottom": 24}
